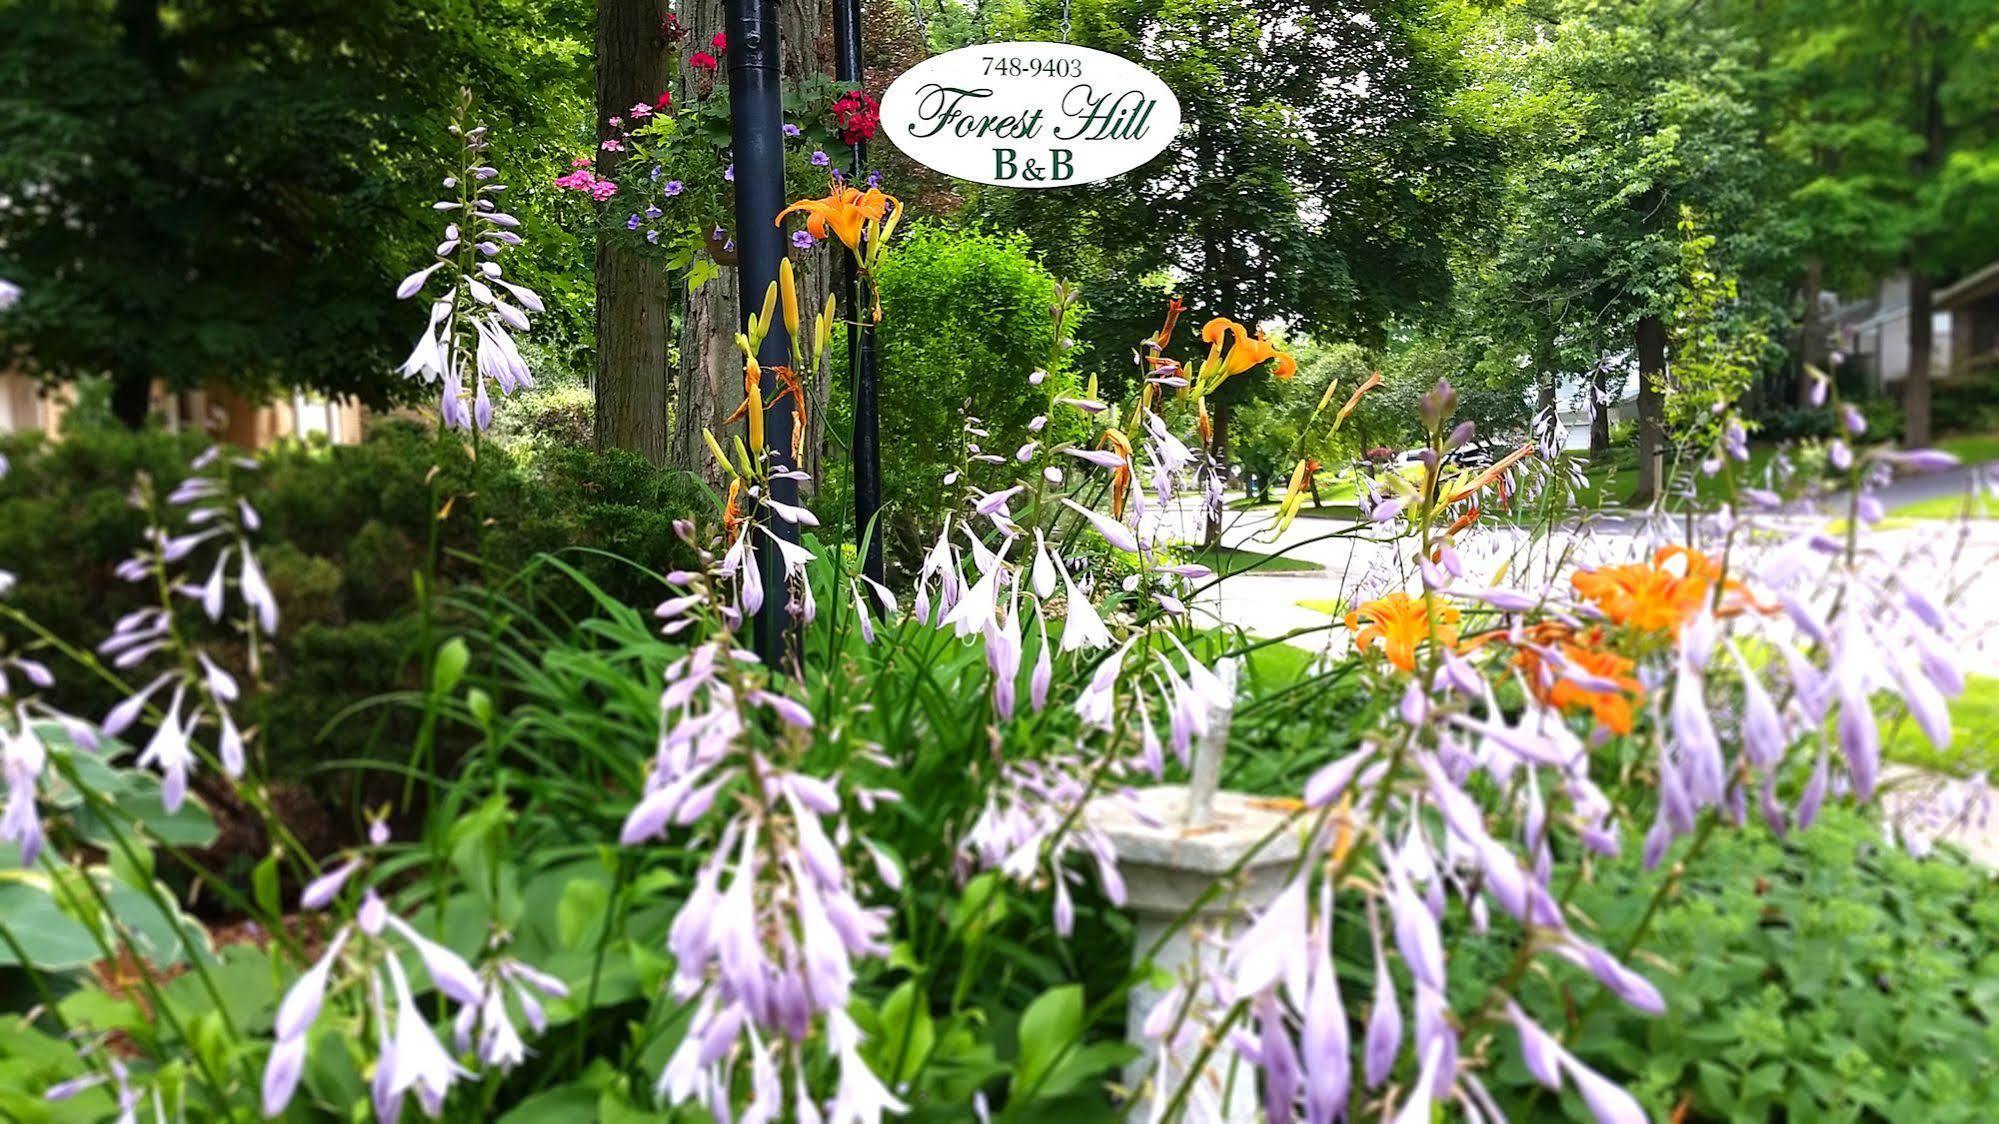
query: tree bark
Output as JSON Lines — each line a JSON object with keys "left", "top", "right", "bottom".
{"left": 1532, "top": 323, "right": 1557, "bottom": 433}
{"left": 668, "top": 0, "right": 832, "bottom": 492}
{"left": 1902, "top": 30, "right": 1945, "bottom": 448}
{"left": 594, "top": 0, "right": 673, "bottom": 464}
{"left": 1906, "top": 271, "right": 1934, "bottom": 446}
{"left": 1632, "top": 314, "right": 1668, "bottom": 505}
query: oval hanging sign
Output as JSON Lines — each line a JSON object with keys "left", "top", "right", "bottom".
{"left": 879, "top": 43, "right": 1180, "bottom": 188}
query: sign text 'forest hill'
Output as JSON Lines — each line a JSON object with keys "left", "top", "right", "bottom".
{"left": 902, "top": 83, "right": 1162, "bottom": 184}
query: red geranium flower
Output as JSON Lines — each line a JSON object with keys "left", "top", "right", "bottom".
{"left": 654, "top": 89, "right": 673, "bottom": 111}
{"left": 831, "top": 89, "right": 880, "bottom": 145}
{"left": 712, "top": 31, "right": 727, "bottom": 51}
{"left": 689, "top": 50, "right": 719, "bottom": 72}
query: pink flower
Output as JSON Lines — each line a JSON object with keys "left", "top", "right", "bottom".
{"left": 630, "top": 102, "right": 653, "bottom": 118}
{"left": 600, "top": 138, "right": 625, "bottom": 152}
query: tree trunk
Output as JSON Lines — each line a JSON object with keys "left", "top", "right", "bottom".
{"left": 1906, "top": 271, "right": 1934, "bottom": 446}
{"left": 669, "top": 0, "right": 832, "bottom": 492}
{"left": 670, "top": 269, "right": 747, "bottom": 488}
{"left": 594, "top": 0, "right": 673, "bottom": 463}
{"left": 1532, "top": 324, "right": 1557, "bottom": 436}
{"left": 1902, "top": 34, "right": 1945, "bottom": 448}
{"left": 1203, "top": 400, "right": 1231, "bottom": 546}
{"left": 111, "top": 371, "right": 152, "bottom": 430}
{"left": 1632, "top": 315, "right": 1668, "bottom": 505}
{"left": 112, "top": 0, "right": 165, "bottom": 431}
{"left": 1588, "top": 368, "right": 1610, "bottom": 460}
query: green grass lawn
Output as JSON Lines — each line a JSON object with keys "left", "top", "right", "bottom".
{"left": 1881, "top": 429, "right": 1999, "bottom": 519}
{"left": 1188, "top": 543, "right": 1323, "bottom": 576}
{"left": 1883, "top": 674, "right": 1999, "bottom": 776}
{"left": 1231, "top": 465, "right": 1419, "bottom": 513}
{"left": 1297, "top": 597, "right": 1344, "bottom": 615}
{"left": 1888, "top": 492, "right": 1998, "bottom": 520}
{"left": 1936, "top": 432, "right": 1999, "bottom": 465}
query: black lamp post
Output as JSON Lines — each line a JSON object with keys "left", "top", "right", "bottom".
{"left": 833, "top": 0, "right": 885, "bottom": 584}
{"left": 724, "top": 0, "right": 798, "bottom": 666}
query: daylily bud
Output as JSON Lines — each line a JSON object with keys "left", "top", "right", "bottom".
{"left": 779, "top": 260, "right": 800, "bottom": 342}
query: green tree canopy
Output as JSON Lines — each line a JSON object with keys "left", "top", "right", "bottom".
{"left": 0, "top": 0, "right": 594, "bottom": 423}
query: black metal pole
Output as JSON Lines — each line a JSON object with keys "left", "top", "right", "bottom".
{"left": 833, "top": 0, "right": 885, "bottom": 585}
{"left": 726, "top": 0, "right": 797, "bottom": 666}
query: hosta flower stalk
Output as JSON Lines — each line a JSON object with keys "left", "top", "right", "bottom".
{"left": 395, "top": 90, "right": 538, "bottom": 431}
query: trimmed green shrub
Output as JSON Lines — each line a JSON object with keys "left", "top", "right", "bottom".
{"left": 0, "top": 420, "right": 704, "bottom": 799}
{"left": 828, "top": 223, "right": 1090, "bottom": 560}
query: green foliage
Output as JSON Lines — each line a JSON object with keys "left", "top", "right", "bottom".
{"left": 1664, "top": 209, "right": 1773, "bottom": 444}
{"left": 1491, "top": 808, "right": 1999, "bottom": 1122}
{"left": 0, "top": 0, "right": 596, "bottom": 407}
{"left": 957, "top": 0, "right": 1478, "bottom": 357}
{"left": 0, "top": 420, "right": 702, "bottom": 797}
{"left": 839, "top": 223, "right": 1088, "bottom": 553}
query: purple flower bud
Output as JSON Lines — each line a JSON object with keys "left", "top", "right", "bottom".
{"left": 1567, "top": 940, "right": 1664, "bottom": 1015}
{"left": 1839, "top": 403, "right": 1866, "bottom": 437}
{"left": 262, "top": 1035, "right": 308, "bottom": 1117}
{"left": 1888, "top": 448, "right": 1959, "bottom": 473}
{"left": 1796, "top": 748, "right": 1830, "bottom": 830}
{"left": 1507, "top": 1002, "right": 1562, "bottom": 1088}
{"left": 300, "top": 857, "right": 361, "bottom": 911}
{"left": 1304, "top": 747, "right": 1373, "bottom": 808}
{"left": 274, "top": 929, "right": 350, "bottom": 1045}
{"left": 1562, "top": 1050, "right": 1649, "bottom": 1124}
{"left": 1363, "top": 953, "right": 1401, "bottom": 1087}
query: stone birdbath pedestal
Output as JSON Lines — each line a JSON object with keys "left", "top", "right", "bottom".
{"left": 1085, "top": 660, "right": 1304, "bottom": 1122}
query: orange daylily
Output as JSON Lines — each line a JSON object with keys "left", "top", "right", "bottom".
{"left": 1346, "top": 592, "right": 1461, "bottom": 672}
{"left": 1199, "top": 317, "right": 1296, "bottom": 384}
{"left": 1101, "top": 428, "right": 1135, "bottom": 518}
{"left": 1152, "top": 296, "right": 1186, "bottom": 352}
{"left": 1517, "top": 630, "right": 1644, "bottom": 735}
{"left": 1335, "top": 370, "right": 1383, "bottom": 427}
{"left": 1439, "top": 443, "right": 1538, "bottom": 506}
{"left": 722, "top": 364, "right": 809, "bottom": 460}
{"left": 775, "top": 186, "right": 898, "bottom": 255}
{"left": 722, "top": 478, "right": 746, "bottom": 541}
{"left": 1571, "top": 545, "right": 1742, "bottom": 634}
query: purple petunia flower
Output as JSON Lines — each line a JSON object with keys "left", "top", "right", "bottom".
{"left": 663, "top": 179, "right": 684, "bottom": 196}
{"left": 811, "top": 150, "right": 831, "bottom": 167}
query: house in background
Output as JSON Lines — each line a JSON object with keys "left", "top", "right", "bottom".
{"left": 1839, "top": 273, "right": 1954, "bottom": 392}
{"left": 1938, "top": 261, "right": 1999, "bottom": 380}
{"left": 1551, "top": 364, "right": 1639, "bottom": 452}
{"left": 0, "top": 369, "right": 365, "bottom": 447}
{"left": 0, "top": 368, "right": 66, "bottom": 435}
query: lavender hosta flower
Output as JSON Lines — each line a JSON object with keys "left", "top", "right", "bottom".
{"left": 1060, "top": 497, "right": 1140, "bottom": 554}
{"left": 2, "top": 717, "right": 49, "bottom": 863}
{"left": 380, "top": 954, "right": 473, "bottom": 1117}
{"left": 398, "top": 107, "right": 535, "bottom": 431}
{"left": 453, "top": 958, "right": 568, "bottom": 1071}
